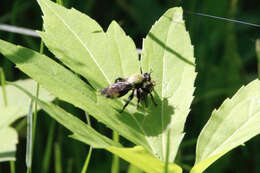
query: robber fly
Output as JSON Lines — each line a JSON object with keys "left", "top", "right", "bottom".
{"left": 101, "top": 67, "right": 157, "bottom": 113}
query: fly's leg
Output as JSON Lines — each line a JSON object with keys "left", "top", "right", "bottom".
{"left": 136, "top": 89, "right": 142, "bottom": 108}
{"left": 143, "top": 94, "right": 148, "bottom": 107}
{"left": 140, "top": 66, "right": 143, "bottom": 74}
{"left": 120, "top": 90, "right": 134, "bottom": 113}
{"left": 149, "top": 92, "right": 157, "bottom": 106}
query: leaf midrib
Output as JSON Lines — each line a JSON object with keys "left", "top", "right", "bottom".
{"left": 41, "top": 0, "right": 111, "bottom": 84}
{"left": 160, "top": 13, "right": 177, "bottom": 160}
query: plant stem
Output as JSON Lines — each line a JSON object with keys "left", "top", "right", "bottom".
{"left": 111, "top": 132, "right": 119, "bottom": 173}
{"left": 10, "top": 161, "right": 15, "bottom": 173}
{"left": 164, "top": 130, "right": 171, "bottom": 173}
{"left": 0, "top": 68, "right": 8, "bottom": 107}
{"left": 54, "top": 142, "right": 62, "bottom": 173}
{"left": 56, "top": 0, "right": 63, "bottom": 5}
{"left": 25, "top": 24, "right": 44, "bottom": 173}
{"left": 81, "top": 112, "right": 93, "bottom": 173}
{"left": 42, "top": 120, "right": 56, "bottom": 173}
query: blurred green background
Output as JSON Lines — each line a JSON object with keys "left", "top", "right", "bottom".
{"left": 1, "top": 0, "right": 260, "bottom": 172}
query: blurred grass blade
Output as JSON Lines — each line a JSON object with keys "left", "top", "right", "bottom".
{"left": 141, "top": 7, "right": 196, "bottom": 161}
{"left": 0, "top": 127, "right": 18, "bottom": 162}
{"left": 0, "top": 68, "right": 7, "bottom": 106}
{"left": 42, "top": 120, "right": 55, "bottom": 173}
{"left": 26, "top": 100, "right": 34, "bottom": 169}
{"left": 54, "top": 142, "right": 62, "bottom": 173}
{"left": 256, "top": 39, "right": 260, "bottom": 78}
{"left": 0, "top": 24, "right": 40, "bottom": 38}
{"left": 107, "top": 146, "right": 182, "bottom": 173}
{"left": 192, "top": 79, "right": 260, "bottom": 173}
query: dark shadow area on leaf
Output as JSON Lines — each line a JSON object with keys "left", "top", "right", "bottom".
{"left": 114, "top": 91, "right": 175, "bottom": 137}
{"left": 148, "top": 33, "right": 195, "bottom": 66}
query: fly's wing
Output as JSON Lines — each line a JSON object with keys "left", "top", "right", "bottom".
{"left": 101, "top": 82, "right": 133, "bottom": 98}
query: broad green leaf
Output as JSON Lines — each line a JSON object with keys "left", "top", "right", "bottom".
{"left": 0, "top": 127, "right": 18, "bottom": 162}
{"left": 37, "top": 0, "right": 139, "bottom": 89}
{"left": 193, "top": 79, "right": 260, "bottom": 173}
{"left": 10, "top": 82, "right": 121, "bottom": 148}
{"left": 141, "top": 8, "right": 196, "bottom": 161}
{"left": 0, "top": 79, "right": 54, "bottom": 129}
{"left": 107, "top": 146, "right": 182, "bottom": 173}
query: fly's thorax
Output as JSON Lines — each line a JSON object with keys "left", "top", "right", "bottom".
{"left": 127, "top": 74, "right": 144, "bottom": 85}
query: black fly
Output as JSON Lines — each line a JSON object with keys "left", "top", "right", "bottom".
{"left": 101, "top": 67, "right": 157, "bottom": 113}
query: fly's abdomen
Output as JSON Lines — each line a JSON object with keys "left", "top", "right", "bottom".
{"left": 101, "top": 82, "right": 133, "bottom": 98}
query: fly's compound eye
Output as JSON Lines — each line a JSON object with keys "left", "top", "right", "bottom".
{"left": 143, "top": 73, "right": 151, "bottom": 81}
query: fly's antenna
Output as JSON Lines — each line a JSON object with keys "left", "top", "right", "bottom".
{"left": 184, "top": 11, "right": 260, "bottom": 28}
{"left": 140, "top": 66, "right": 143, "bottom": 74}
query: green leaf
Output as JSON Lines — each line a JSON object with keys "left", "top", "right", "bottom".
{"left": 0, "top": 79, "right": 54, "bottom": 129}
{"left": 192, "top": 79, "right": 260, "bottom": 173}
{"left": 0, "top": 127, "right": 18, "bottom": 162}
{"left": 107, "top": 146, "right": 182, "bottom": 173}
{"left": 37, "top": 0, "right": 139, "bottom": 89}
{"left": 141, "top": 7, "right": 196, "bottom": 161}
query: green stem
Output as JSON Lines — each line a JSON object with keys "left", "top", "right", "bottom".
{"left": 54, "top": 142, "right": 62, "bottom": 173}
{"left": 164, "top": 130, "right": 171, "bottom": 173}
{"left": 26, "top": 24, "right": 44, "bottom": 173}
{"left": 111, "top": 132, "right": 119, "bottom": 173}
{"left": 0, "top": 68, "right": 8, "bottom": 107}
{"left": 81, "top": 112, "right": 93, "bottom": 173}
{"left": 81, "top": 147, "right": 93, "bottom": 173}
{"left": 56, "top": 0, "right": 63, "bottom": 5}
{"left": 10, "top": 161, "right": 15, "bottom": 173}
{"left": 42, "top": 120, "right": 56, "bottom": 173}
{"left": 26, "top": 168, "right": 31, "bottom": 173}
{"left": 31, "top": 83, "right": 40, "bottom": 152}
